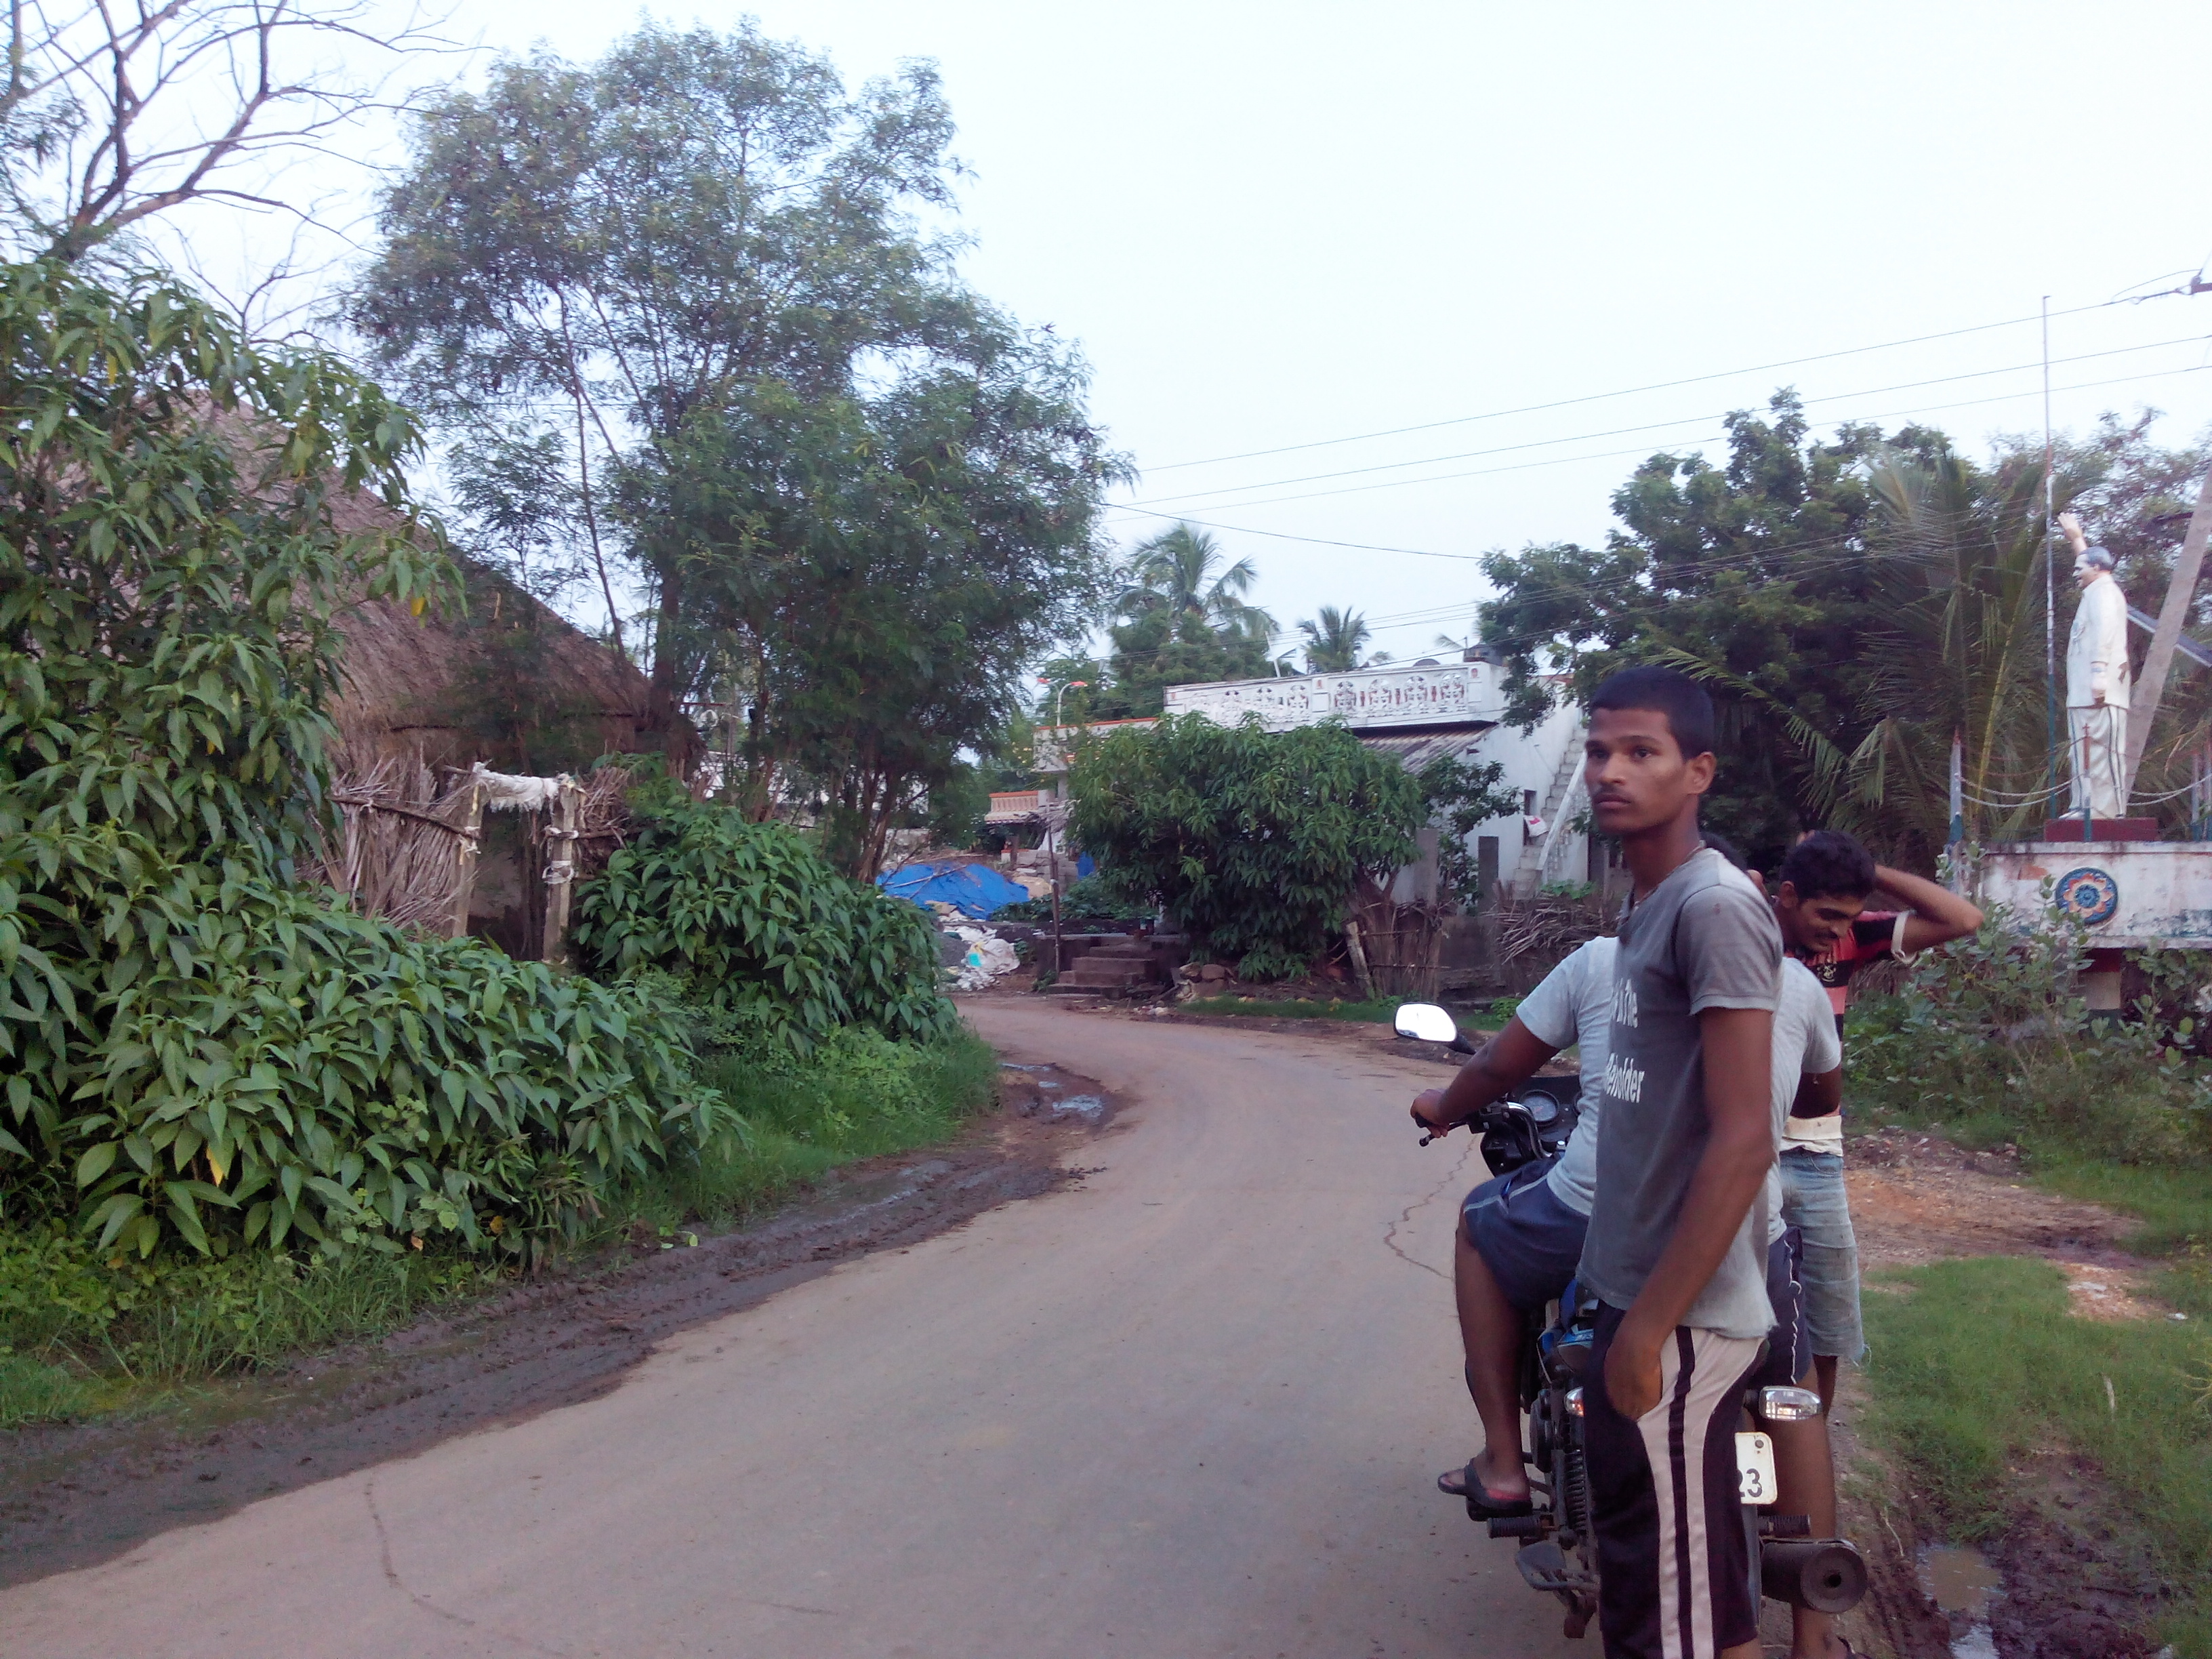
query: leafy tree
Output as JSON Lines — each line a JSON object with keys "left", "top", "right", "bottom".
{"left": 0, "top": 260, "right": 724, "bottom": 1260}
{"left": 1479, "top": 391, "right": 1946, "bottom": 867}
{"left": 1069, "top": 716, "right": 1420, "bottom": 980}
{"left": 355, "top": 24, "right": 1116, "bottom": 848}
{"left": 613, "top": 370, "right": 1114, "bottom": 878}
{"left": 1481, "top": 389, "right": 2212, "bottom": 865}
{"left": 1298, "top": 605, "right": 1372, "bottom": 672}
{"left": 353, "top": 21, "right": 1115, "bottom": 789}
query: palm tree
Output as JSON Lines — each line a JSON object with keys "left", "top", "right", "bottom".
{"left": 1298, "top": 605, "right": 1372, "bottom": 672}
{"left": 1119, "top": 524, "right": 1276, "bottom": 638}
{"left": 1654, "top": 444, "right": 2082, "bottom": 858}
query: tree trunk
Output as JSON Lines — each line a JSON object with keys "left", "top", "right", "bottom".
{"left": 643, "top": 560, "right": 700, "bottom": 779}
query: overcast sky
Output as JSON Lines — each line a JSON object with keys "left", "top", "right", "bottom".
{"left": 341, "top": 1, "right": 2212, "bottom": 665}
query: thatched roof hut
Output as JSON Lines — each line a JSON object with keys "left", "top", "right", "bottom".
{"left": 331, "top": 566, "right": 658, "bottom": 777}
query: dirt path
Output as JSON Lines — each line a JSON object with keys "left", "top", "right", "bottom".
{"left": 0, "top": 1063, "right": 1102, "bottom": 1591}
{"left": 0, "top": 1002, "right": 1584, "bottom": 1659}
{"left": 1846, "top": 1127, "right": 2163, "bottom": 1318}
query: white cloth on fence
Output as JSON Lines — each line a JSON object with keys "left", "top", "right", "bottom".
{"left": 469, "top": 762, "right": 571, "bottom": 814}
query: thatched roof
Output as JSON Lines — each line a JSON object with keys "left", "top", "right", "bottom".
{"left": 316, "top": 480, "right": 661, "bottom": 774}
{"left": 330, "top": 571, "right": 657, "bottom": 775}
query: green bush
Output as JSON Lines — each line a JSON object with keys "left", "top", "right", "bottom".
{"left": 989, "top": 874, "right": 1150, "bottom": 924}
{"left": 572, "top": 802, "right": 956, "bottom": 1054}
{"left": 0, "top": 260, "right": 724, "bottom": 1263}
{"left": 1069, "top": 714, "right": 1420, "bottom": 980}
{"left": 1847, "top": 890, "right": 2212, "bottom": 1170}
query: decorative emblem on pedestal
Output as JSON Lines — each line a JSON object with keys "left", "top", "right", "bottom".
{"left": 2054, "top": 866, "right": 2120, "bottom": 927}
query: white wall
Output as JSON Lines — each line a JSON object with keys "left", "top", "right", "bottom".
{"left": 1458, "top": 696, "right": 1591, "bottom": 896}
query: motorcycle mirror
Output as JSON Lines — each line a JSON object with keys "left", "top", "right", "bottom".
{"left": 1393, "top": 1002, "right": 1458, "bottom": 1045}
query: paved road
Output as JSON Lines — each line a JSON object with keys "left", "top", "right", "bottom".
{"left": 3, "top": 1004, "right": 1582, "bottom": 1658}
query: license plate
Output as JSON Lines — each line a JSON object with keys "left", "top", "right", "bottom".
{"left": 1735, "top": 1431, "right": 1776, "bottom": 1504}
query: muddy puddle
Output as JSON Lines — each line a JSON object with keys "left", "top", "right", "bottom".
{"left": 0, "top": 1065, "right": 1114, "bottom": 1589}
{"left": 1921, "top": 1543, "right": 2003, "bottom": 1657}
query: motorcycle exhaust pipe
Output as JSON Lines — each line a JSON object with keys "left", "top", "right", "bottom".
{"left": 1760, "top": 1538, "right": 1868, "bottom": 1613}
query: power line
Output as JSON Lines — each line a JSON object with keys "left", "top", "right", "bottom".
{"left": 1122, "top": 333, "right": 2209, "bottom": 510}
{"left": 1128, "top": 361, "right": 2210, "bottom": 519}
{"left": 1141, "top": 300, "right": 2126, "bottom": 474}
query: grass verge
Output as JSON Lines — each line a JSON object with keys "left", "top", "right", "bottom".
{"left": 1179, "top": 995, "right": 1398, "bottom": 1022}
{"left": 1861, "top": 1255, "right": 2212, "bottom": 1655}
{"left": 603, "top": 1025, "right": 1000, "bottom": 1236}
{"left": 0, "top": 1026, "right": 999, "bottom": 1429}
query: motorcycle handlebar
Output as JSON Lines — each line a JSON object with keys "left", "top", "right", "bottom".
{"left": 1418, "top": 1100, "right": 1532, "bottom": 1146}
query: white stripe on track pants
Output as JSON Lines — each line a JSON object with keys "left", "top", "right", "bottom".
{"left": 1584, "top": 1305, "right": 1764, "bottom": 1659}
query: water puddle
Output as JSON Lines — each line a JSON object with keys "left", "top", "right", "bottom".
{"left": 997, "top": 1065, "right": 1115, "bottom": 1128}
{"left": 1920, "top": 1543, "right": 2002, "bottom": 1658}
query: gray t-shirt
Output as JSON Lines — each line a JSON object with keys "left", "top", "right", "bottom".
{"left": 1580, "top": 846, "right": 1785, "bottom": 1340}
{"left": 1513, "top": 936, "right": 1616, "bottom": 1216}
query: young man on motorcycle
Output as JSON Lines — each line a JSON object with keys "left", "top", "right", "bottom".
{"left": 1575, "top": 665, "right": 1780, "bottom": 1659}
{"left": 1770, "top": 830, "right": 1982, "bottom": 1409}
{"left": 1413, "top": 840, "right": 1852, "bottom": 1659}
{"left": 1416, "top": 667, "right": 1803, "bottom": 1659}
{"left": 1414, "top": 930, "right": 1615, "bottom": 1515}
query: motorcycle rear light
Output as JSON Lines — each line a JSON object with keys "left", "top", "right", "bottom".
{"left": 1758, "top": 1385, "right": 1823, "bottom": 1422}
{"left": 1565, "top": 1387, "right": 1584, "bottom": 1417}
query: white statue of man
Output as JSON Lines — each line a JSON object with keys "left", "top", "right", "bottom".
{"left": 2060, "top": 511, "right": 2130, "bottom": 818}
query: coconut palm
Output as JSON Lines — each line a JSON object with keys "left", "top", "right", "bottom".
{"left": 1653, "top": 444, "right": 2085, "bottom": 859}
{"left": 1298, "top": 605, "right": 1372, "bottom": 672}
{"left": 1118, "top": 523, "right": 1276, "bottom": 638}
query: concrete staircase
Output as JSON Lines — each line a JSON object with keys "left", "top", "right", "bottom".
{"left": 1048, "top": 935, "right": 1162, "bottom": 996}
{"left": 1511, "top": 733, "right": 1586, "bottom": 898}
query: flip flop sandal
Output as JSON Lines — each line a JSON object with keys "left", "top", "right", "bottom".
{"left": 1435, "top": 1460, "right": 1534, "bottom": 1518}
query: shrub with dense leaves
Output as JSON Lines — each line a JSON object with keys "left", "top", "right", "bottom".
{"left": 0, "top": 260, "right": 723, "bottom": 1258}
{"left": 572, "top": 802, "right": 956, "bottom": 1053}
{"left": 1069, "top": 714, "right": 1421, "bottom": 980}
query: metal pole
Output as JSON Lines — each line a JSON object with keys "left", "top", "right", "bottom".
{"left": 2043, "top": 295, "right": 2058, "bottom": 820}
{"left": 1046, "top": 814, "right": 1063, "bottom": 977}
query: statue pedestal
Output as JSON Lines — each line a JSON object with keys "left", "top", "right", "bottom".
{"left": 1974, "top": 840, "right": 2212, "bottom": 949}
{"left": 2039, "top": 817, "right": 2160, "bottom": 843}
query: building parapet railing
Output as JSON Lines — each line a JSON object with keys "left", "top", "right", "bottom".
{"left": 1162, "top": 661, "right": 1494, "bottom": 731}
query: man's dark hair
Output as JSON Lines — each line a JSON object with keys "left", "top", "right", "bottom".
{"left": 1588, "top": 665, "right": 1716, "bottom": 759}
{"left": 1776, "top": 830, "right": 1877, "bottom": 901}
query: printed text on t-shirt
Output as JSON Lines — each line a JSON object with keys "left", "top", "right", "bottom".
{"left": 1602, "top": 1054, "right": 1645, "bottom": 1103}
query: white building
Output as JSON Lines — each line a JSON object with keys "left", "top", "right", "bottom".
{"left": 1158, "top": 659, "right": 1591, "bottom": 899}
{"left": 1029, "top": 657, "right": 1589, "bottom": 901}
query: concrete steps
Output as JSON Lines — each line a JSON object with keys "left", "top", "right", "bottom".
{"left": 1046, "top": 937, "right": 1163, "bottom": 996}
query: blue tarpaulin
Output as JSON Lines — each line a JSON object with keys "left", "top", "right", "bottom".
{"left": 877, "top": 861, "right": 1032, "bottom": 920}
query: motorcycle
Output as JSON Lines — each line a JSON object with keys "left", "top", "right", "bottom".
{"left": 1393, "top": 1002, "right": 1868, "bottom": 1641}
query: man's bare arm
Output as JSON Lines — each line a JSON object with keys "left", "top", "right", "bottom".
{"left": 1603, "top": 1006, "right": 1774, "bottom": 1419}
{"left": 1411, "top": 1017, "right": 1559, "bottom": 1132}
{"left": 1790, "top": 1067, "right": 1842, "bottom": 1120}
{"left": 1871, "top": 863, "right": 1983, "bottom": 957}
